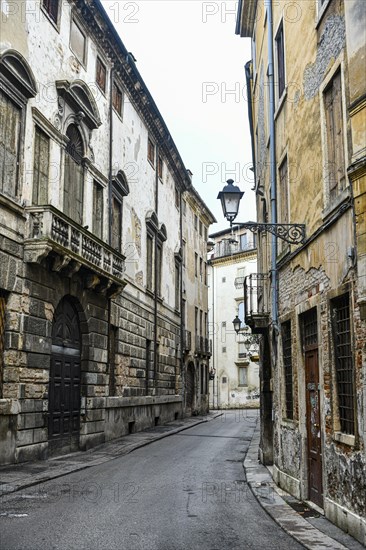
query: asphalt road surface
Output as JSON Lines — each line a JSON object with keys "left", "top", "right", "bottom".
{"left": 0, "top": 410, "right": 303, "bottom": 550}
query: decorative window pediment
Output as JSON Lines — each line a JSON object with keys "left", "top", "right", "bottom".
{"left": 56, "top": 80, "right": 101, "bottom": 129}
{"left": 112, "top": 170, "right": 129, "bottom": 200}
{"left": 158, "top": 224, "right": 167, "bottom": 243}
{"left": 0, "top": 49, "right": 37, "bottom": 99}
{"left": 146, "top": 210, "right": 159, "bottom": 233}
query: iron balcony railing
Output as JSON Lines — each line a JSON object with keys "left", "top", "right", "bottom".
{"left": 237, "top": 273, "right": 270, "bottom": 332}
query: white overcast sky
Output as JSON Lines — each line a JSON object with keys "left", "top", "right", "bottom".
{"left": 100, "top": 0, "right": 255, "bottom": 231}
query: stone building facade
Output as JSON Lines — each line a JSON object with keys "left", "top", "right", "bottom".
{"left": 237, "top": 0, "right": 366, "bottom": 543}
{"left": 181, "top": 185, "right": 216, "bottom": 415}
{"left": 208, "top": 226, "right": 259, "bottom": 409}
{"left": 0, "top": 0, "right": 213, "bottom": 465}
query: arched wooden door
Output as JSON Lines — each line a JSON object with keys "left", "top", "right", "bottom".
{"left": 49, "top": 298, "right": 81, "bottom": 455}
{"left": 186, "top": 362, "right": 195, "bottom": 412}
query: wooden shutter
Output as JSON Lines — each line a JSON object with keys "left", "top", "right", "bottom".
{"left": 92, "top": 181, "right": 103, "bottom": 239}
{"left": 33, "top": 127, "right": 49, "bottom": 205}
{"left": 332, "top": 72, "right": 345, "bottom": 191}
{"left": 64, "top": 125, "right": 84, "bottom": 225}
{"left": 324, "top": 72, "right": 345, "bottom": 198}
{"left": 111, "top": 196, "right": 122, "bottom": 250}
{"left": 0, "top": 92, "right": 21, "bottom": 196}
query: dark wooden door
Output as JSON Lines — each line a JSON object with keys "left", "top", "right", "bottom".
{"left": 305, "top": 349, "right": 323, "bottom": 507}
{"left": 186, "top": 363, "right": 195, "bottom": 411}
{"left": 49, "top": 299, "right": 81, "bottom": 454}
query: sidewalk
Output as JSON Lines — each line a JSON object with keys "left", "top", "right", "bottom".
{"left": 0, "top": 412, "right": 222, "bottom": 497}
{"left": 244, "top": 419, "right": 364, "bottom": 550}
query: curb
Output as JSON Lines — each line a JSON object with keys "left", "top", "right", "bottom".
{"left": 0, "top": 412, "right": 223, "bottom": 497}
{"left": 243, "top": 420, "right": 350, "bottom": 550}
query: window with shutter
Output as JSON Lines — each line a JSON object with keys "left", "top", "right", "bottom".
{"left": 92, "top": 181, "right": 103, "bottom": 239}
{"left": 111, "top": 196, "right": 122, "bottom": 251}
{"left": 42, "top": 0, "right": 59, "bottom": 24}
{"left": 64, "top": 124, "right": 84, "bottom": 225}
{"left": 96, "top": 57, "right": 107, "bottom": 93}
{"left": 275, "top": 22, "right": 285, "bottom": 99}
{"left": 112, "top": 82, "right": 123, "bottom": 115}
{"left": 324, "top": 71, "right": 345, "bottom": 200}
{"left": 238, "top": 367, "right": 247, "bottom": 386}
{"left": 70, "top": 18, "right": 86, "bottom": 64}
{"left": 0, "top": 92, "right": 21, "bottom": 197}
{"left": 146, "top": 233, "right": 154, "bottom": 291}
{"left": 33, "top": 126, "right": 49, "bottom": 205}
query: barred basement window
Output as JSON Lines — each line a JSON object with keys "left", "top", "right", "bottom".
{"left": 332, "top": 294, "right": 355, "bottom": 435}
{"left": 281, "top": 320, "right": 293, "bottom": 419}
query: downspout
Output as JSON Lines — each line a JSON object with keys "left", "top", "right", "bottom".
{"left": 245, "top": 61, "right": 256, "bottom": 184}
{"left": 108, "top": 68, "right": 114, "bottom": 247}
{"left": 180, "top": 189, "right": 184, "bottom": 417}
{"left": 210, "top": 261, "right": 215, "bottom": 409}
{"left": 107, "top": 67, "right": 114, "bottom": 397}
{"left": 153, "top": 144, "right": 159, "bottom": 393}
{"left": 266, "top": 0, "right": 278, "bottom": 326}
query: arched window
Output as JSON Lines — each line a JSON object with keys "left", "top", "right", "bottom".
{"left": 64, "top": 124, "right": 84, "bottom": 224}
{"left": 0, "top": 50, "right": 37, "bottom": 198}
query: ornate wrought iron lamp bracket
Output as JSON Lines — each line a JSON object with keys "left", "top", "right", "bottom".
{"left": 232, "top": 222, "right": 306, "bottom": 245}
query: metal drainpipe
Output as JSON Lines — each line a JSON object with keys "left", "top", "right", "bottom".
{"left": 211, "top": 262, "right": 215, "bottom": 409}
{"left": 266, "top": 0, "right": 278, "bottom": 326}
{"left": 107, "top": 67, "right": 114, "bottom": 399}
{"left": 108, "top": 68, "right": 114, "bottom": 247}
{"left": 153, "top": 144, "right": 159, "bottom": 394}
{"left": 179, "top": 188, "right": 184, "bottom": 417}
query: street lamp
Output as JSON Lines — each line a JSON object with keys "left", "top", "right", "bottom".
{"left": 232, "top": 315, "right": 242, "bottom": 334}
{"left": 217, "top": 179, "right": 244, "bottom": 224}
{"left": 217, "top": 179, "right": 306, "bottom": 245}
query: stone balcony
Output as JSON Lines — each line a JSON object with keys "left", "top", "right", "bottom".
{"left": 24, "top": 206, "right": 126, "bottom": 297}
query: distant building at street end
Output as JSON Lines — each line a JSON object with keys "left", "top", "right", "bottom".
{"left": 208, "top": 225, "right": 259, "bottom": 409}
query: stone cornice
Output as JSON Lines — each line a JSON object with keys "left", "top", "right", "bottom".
{"left": 76, "top": 0, "right": 191, "bottom": 191}
{"left": 209, "top": 250, "right": 257, "bottom": 267}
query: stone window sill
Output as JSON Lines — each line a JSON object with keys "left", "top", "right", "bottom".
{"left": 333, "top": 432, "right": 355, "bottom": 447}
{"left": 281, "top": 418, "right": 297, "bottom": 429}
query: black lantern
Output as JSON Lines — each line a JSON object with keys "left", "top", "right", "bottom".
{"left": 232, "top": 315, "right": 242, "bottom": 334}
{"left": 217, "top": 179, "right": 244, "bottom": 224}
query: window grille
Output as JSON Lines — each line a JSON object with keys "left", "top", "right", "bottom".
{"left": 332, "top": 294, "right": 355, "bottom": 435}
{"left": 281, "top": 320, "right": 293, "bottom": 419}
{"left": 302, "top": 308, "right": 318, "bottom": 350}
